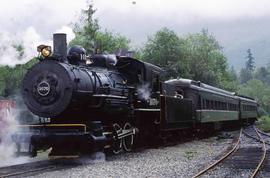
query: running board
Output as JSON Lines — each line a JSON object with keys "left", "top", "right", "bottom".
{"left": 49, "top": 155, "right": 79, "bottom": 159}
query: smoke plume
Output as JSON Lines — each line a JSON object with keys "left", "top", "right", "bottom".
{"left": 75, "top": 152, "right": 106, "bottom": 165}
{"left": 0, "top": 106, "right": 29, "bottom": 167}
{"left": 0, "top": 27, "right": 42, "bottom": 67}
{"left": 137, "top": 83, "right": 151, "bottom": 101}
{"left": 0, "top": 26, "right": 75, "bottom": 67}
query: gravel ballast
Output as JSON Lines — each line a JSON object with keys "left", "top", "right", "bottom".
{"left": 199, "top": 129, "right": 270, "bottom": 178}
{"left": 27, "top": 134, "right": 235, "bottom": 178}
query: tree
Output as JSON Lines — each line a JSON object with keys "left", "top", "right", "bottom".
{"left": 70, "top": 4, "right": 99, "bottom": 54}
{"left": 0, "top": 58, "right": 38, "bottom": 97}
{"left": 239, "top": 49, "right": 256, "bottom": 84}
{"left": 239, "top": 68, "right": 252, "bottom": 84}
{"left": 254, "top": 66, "right": 270, "bottom": 85}
{"left": 95, "top": 31, "right": 130, "bottom": 54}
{"left": 246, "top": 49, "right": 255, "bottom": 72}
{"left": 238, "top": 79, "right": 270, "bottom": 113}
{"left": 141, "top": 28, "right": 235, "bottom": 90}
{"left": 181, "top": 29, "right": 234, "bottom": 89}
{"left": 230, "top": 66, "right": 238, "bottom": 81}
{"left": 141, "top": 27, "right": 183, "bottom": 78}
{"left": 70, "top": 4, "right": 130, "bottom": 54}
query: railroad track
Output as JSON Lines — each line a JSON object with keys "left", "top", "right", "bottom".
{"left": 0, "top": 159, "right": 79, "bottom": 177}
{"left": 242, "top": 127, "right": 270, "bottom": 145}
{"left": 258, "top": 129, "right": 270, "bottom": 144}
{"left": 192, "top": 125, "right": 267, "bottom": 178}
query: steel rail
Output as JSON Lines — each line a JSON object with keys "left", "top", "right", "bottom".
{"left": 242, "top": 130, "right": 270, "bottom": 145}
{"left": 251, "top": 126, "right": 267, "bottom": 178}
{"left": 0, "top": 165, "right": 56, "bottom": 178}
{"left": 257, "top": 129, "right": 270, "bottom": 137}
{"left": 192, "top": 128, "right": 242, "bottom": 178}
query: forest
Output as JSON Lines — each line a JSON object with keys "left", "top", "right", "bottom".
{"left": 0, "top": 4, "right": 269, "bottom": 116}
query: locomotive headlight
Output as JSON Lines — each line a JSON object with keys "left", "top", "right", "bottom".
{"left": 41, "top": 47, "right": 51, "bottom": 57}
{"left": 37, "top": 45, "right": 52, "bottom": 57}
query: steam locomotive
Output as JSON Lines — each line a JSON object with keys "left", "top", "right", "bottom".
{"left": 15, "top": 34, "right": 258, "bottom": 157}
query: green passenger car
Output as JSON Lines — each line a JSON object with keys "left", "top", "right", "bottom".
{"left": 163, "top": 79, "right": 257, "bottom": 130}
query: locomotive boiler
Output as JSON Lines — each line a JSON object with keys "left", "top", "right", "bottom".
{"left": 15, "top": 33, "right": 258, "bottom": 157}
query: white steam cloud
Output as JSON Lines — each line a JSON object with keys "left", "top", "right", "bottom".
{"left": 0, "top": 25, "right": 75, "bottom": 67}
{"left": 0, "top": 27, "right": 44, "bottom": 67}
{"left": 55, "top": 26, "right": 76, "bottom": 44}
{"left": 0, "top": 106, "right": 29, "bottom": 166}
{"left": 137, "top": 83, "right": 151, "bottom": 101}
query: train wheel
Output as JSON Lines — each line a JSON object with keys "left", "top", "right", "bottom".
{"left": 112, "top": 123, "right": 122, "bottom": 154}
{"left": 123, "top": 122, "right": 134, "bottom": 152}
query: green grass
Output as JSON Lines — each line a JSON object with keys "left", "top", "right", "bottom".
{"left": 257, "top": 116, "right": 270, "bottom": 132}
{"left": 184, "top": 151, "right": 196, "bottom": 160}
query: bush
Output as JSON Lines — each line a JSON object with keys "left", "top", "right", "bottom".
{"left": 257, "top": 116, "right": 270, "bottom": 132}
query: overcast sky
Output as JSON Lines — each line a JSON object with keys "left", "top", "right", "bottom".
{"left": 1, "top": 0, "right": 270, "bottom": 68}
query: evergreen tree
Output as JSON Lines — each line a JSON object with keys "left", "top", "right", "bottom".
{"left": 254, "top": 67, "right": 270, "bottom": 84}
{"left": 239, "top": 49, "right": 255, "bottom": 84}
{"left": 230, "top": 66, "right": 238, "bottom": 81}
{"left": 70, "top": 4, "right": 99, "bottom": 53}
{"left": 70, "top": 3, "right": 130, "bottom": 54}
{"left": 245, "top": 48, "right": 255, "bottom": 72}
{"left": 239, "top": 68, "right": 252, "bottom": 84}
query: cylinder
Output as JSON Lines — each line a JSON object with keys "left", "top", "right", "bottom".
{"left": 53, "top": 33, "right": 67, "bottom": 62}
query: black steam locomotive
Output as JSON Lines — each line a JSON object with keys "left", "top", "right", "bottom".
{"left": 15, "top": 34, "right": 258, "bottom": 157}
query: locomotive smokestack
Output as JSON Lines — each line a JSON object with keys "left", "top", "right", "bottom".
{"left": 53, "top": 33, "right": 67, "bottom": 62}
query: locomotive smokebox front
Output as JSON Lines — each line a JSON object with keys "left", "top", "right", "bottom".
{"left": 22, "top": 33, "right": 94, "bottom": 118}
{"left": 22, "top": 60, "right": 74, "bottom": 118}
